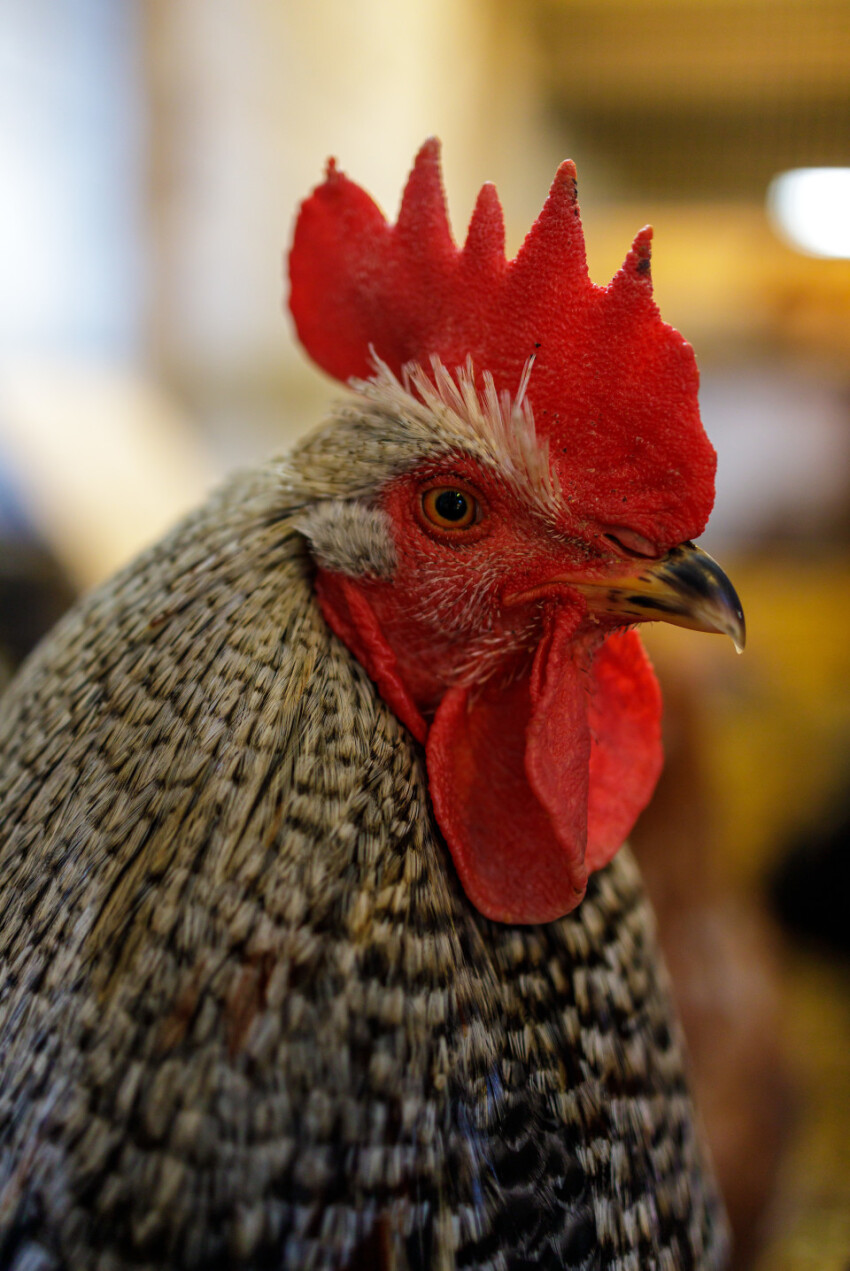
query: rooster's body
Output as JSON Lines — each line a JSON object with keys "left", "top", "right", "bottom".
{"left": 0, "top": 145, "right": 741, "bottom": 1269}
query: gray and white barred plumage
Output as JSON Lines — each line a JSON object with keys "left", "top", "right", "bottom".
{"left": 0, "top": 378, "right": 729, "bottom": 1270}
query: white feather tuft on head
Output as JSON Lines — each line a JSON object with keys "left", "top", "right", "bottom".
{"left": 282, "top": 354, "right": 559, "bottom": 522}
{"left": 358, "top": 355, "right": 560, "bottom": 515}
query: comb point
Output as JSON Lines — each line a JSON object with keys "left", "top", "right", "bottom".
{"left": 417, "top": 136, "right": 441, "bottom": 164}
{"left": 618, "top": 225, "right": 654, "bottom": 286}
{"left": 396, "top": 137, "right": 453, "bottom": 257}
{"left": 512, "top": 156, "right": 588, "bottom": 287}
{"left": 554, "top": 158, "right": 578, "bottom": 194}
{"left": 463, "top": 183, "right": 506, "bottom": 272}
{"left": 544, "top": 160, "right": 581, "bottom": 221}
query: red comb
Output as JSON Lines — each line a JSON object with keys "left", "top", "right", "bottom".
{"left": 288, "top": 139, "right": 715, "bottom": 545}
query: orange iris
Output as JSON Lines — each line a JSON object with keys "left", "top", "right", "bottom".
{"left": 421, "top": 487, "right": 478, "bottom": 529}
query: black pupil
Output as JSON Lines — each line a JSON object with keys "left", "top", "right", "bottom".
{"left": 434, "top": 490, "right": 469, "bottom": 522}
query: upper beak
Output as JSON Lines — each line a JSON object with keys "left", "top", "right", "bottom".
{"left": 506, "top": 541, "right": 746, "bottom": 652}
{"left": 572, "top": 541, "right": 746, "bottom": 652}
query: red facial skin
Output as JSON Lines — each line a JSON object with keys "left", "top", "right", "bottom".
{"left": 370, "top": 465, "right": 607, "bottom": 705}
{"left": 315, "top": 457, "right": 664, "bottom": 925}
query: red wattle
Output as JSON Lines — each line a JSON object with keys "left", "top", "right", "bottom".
{"left": 427, "top": 662, "right": 589, "bottom": 926}
{"left": 586, "top": 630, "right": 664, "bottom": 869}
{"left": 316, "top": 571, "right": 664, "bottom": 926}
{"left": 314, "top": 570, "right": 427, "bottom": 744}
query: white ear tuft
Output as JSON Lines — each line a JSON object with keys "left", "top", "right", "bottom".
{"left": 294, "top": 500, "right": 397, "bottom": 579}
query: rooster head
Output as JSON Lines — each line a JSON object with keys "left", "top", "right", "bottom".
{"left": 287, "top": 140, "right": 744, "bottom": 925}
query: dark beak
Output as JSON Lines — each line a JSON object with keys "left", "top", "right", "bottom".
{"left": 574, "top": 541, "right": 746, "bottom": 652}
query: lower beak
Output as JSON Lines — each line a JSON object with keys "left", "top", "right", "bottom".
{"left": 572, "top": 541, "right": 746, "bottom": 652}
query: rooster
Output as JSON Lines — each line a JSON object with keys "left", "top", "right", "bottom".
{"left": 0, "top": 141, "right": 744, "bottom": 1270}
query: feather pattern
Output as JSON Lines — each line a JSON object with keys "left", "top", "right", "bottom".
{"left": 0, "top": 140, "right": 736, "bottom": 1268}
{"left": 0, "top": 456, "right": 728, "bottom": 1269}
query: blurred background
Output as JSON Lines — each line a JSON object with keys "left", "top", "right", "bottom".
{"left": 1, "top": 1, "right": 849, "bottom": 1267}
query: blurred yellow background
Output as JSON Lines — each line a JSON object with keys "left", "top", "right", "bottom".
{"left": 1, "top": 2, "right": 849, "bottom": 1268}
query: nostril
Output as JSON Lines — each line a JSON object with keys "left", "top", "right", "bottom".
{"left": 603, "top": 528, "right": 659, "bottom": 559}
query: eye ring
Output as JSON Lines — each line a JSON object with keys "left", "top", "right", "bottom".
{"left": 421, "top": 486, "right": 479, "bottom": 530}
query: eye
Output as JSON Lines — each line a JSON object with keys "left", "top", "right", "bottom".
{"left": 421, "top": 487, "right": 479, "bottom": 529}
{"left": 603, "top": 527, "right": 659, "bottom": 559}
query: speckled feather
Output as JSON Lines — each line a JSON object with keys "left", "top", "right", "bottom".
{"left": 0, "top": 399, "right": 729, "bottom": 1270}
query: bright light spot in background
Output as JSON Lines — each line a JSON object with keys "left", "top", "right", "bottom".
{"left": 698, "top": 365, "right": 850, "bottom": 553}
{"left": 767, "top": 168, "right": 850, "bottom": 260}
{"left": 0, "top": 1, "right": 144, "bottom": 357}
{"left": 0, "top": 2, "right": 213, "bottom": 585}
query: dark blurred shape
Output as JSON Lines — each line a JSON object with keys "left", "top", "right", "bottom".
{"left": 631, "top": 666, "right": 788, "bottom": 1270}
{"left": 0, "top": 537, "right": 76, "bottom": 678}
{"left": 771, "top": 809, "right": 850, "bottom": 958}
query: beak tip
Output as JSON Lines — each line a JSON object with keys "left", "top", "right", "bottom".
{"left": 728, "top": 609, "right": 746, "bottom": 654}
{"left": 717, "top": 605, "right": 746, "bottom": 654}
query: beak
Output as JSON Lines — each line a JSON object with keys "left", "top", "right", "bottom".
{"left": 573, "top": 541, "right": 746, "bottom": 652}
